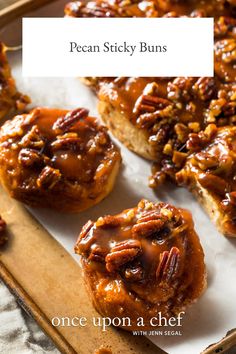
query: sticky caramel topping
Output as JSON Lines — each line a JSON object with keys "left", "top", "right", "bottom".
{"left": 0, "top": 107, "right": 120, "bottom": 209}
{"left": 76, "top": 199, "right": 206, "bottom": 310}
{"left": 66, "top": 0, "right": 236, "bottom": 187}
{"left": 0, "top": 42, "right": 30, "bottom": 120}
{"left": 65, "top": 0, "right": 235, "bottom": 18}
{"left": 177, "top": 124, "right": 236, "bottom": 236}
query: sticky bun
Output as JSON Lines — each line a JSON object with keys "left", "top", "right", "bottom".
{"left": 177, "top": 124, "right": 236, "bottom": 237}
{"left": 0, "top": 42, "right": 30, "bottom": 120}
{"left": 0, "top": 107, "right": 121, "bottom": 212}
{"left": 65, "top": 1, "right": 236, "bottom": 188}
{"left": 75, "top": 199, "right": 206, "bottom": 330}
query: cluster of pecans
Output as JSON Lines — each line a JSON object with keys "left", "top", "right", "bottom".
{"left": 16, "top": 114, "right": 63, "bottom": 189}
{"left": 135, "top": 76, "right": 235, "bottom": 187}
{"left": 65, "top": 0, "right": 236, "bottom": 19}
{"left": 77, "top": 200, "right": 186, "bottom": 285}
{"left": 9, "top": 108, "right": 112, "bottom": 190}
{"left": 177, "top": 125, "right": 236, "bottom": 213}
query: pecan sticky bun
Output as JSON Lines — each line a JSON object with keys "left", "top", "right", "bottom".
{"left": 0, "top": 107, "right": 121, "bottom": 212}
{"left": 177, "top": 125, "right": 236, "bottom": 237}
{"left": 75, "top": 199, "right": 206, "bottom": 330}
{"left": 65, "top": 1, "right": 236, "bottom": 185}
{"left": 0, "top": 42, "right": 30, "bottom": 121}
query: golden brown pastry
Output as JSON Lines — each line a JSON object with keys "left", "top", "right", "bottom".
{"left": 66, "top": 1, "right": 236, "bottom": 189}
{"left": 75, "top": 199, "right": 206, "bottom": 331}
{"left": 177, "top": 124, "right": 236, "bottom": 237}
{"left": 0, "top": 42, "right": 30, "bottom": 120}
{"left": 0, "top": 107, "right": 121, "bottom": 212}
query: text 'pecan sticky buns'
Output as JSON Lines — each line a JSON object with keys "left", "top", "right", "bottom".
{"left": 0, "top": 42, "right": 30, "bottom": 120}
{"left": 177, "top": 124, "right": 236, "bottom": 237}
{"left": 0, "top": 107, "right": 121, "bottom": 212}
{"left": 75, "top": 200, "right": 206, "bottom": 330}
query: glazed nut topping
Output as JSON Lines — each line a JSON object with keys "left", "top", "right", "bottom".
{"left": 105, "top": 240, "right": 142, "bottom": 272}
{"left": 215, "top": 38, "right": 236, "bottom": 64}
{"left": 51, "top": 133, "right": 81, "bottom": 151}
{"left": 132, "top": 218, "right": 166, "bottom": 238}
{"left": 18, "top": 148, "right": 44, "bottom": 167}
{"left": 53, "top": 108, "right": 89, "bottom": 132}
{"left": 156, "top": 247, "right": 180, "bottom": 284}
{"left": 20, "top": 125, "right": 45, "bottom": 149}
{"left": 193, "top": 77, "right": 216, "bottom": 101}
{"left": 36, "top": 166, "right": 61, "bottom": 189}
{"left": 176, "top": 125, "right": 236, "bottom": 235}
{"left": 133, "top": 94, "right": 171, "bottom": 115}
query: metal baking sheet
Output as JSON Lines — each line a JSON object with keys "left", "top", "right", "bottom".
{"left": 1, "top": 1, "right": 236, "bottom": 353}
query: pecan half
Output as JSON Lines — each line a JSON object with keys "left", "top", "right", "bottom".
{"left": 18, "top": 148, "right": 45, "bottom": 168}
{"left": 134, "top": 94, "right": 171, "bottom": 115}
{"left": 37, "top": 166, "right": 61, "bottom": 189}
{"left": 0, "top": 216, "right": 7, "bottom": 246}
{"left": 105, "top": 239, "right": 142, "bottom": 272}
{"left": 79, "top": 220, "right": 94, "bottom": 241}
{"left": 20, "top": 125, "right": 45, "bottom": 149}
{"left": 96, "top": 214, "right": 126, "bottom": 228}
{"left": 53, "top": 108, "right": 89, "bottom": 132}
{"left": 137, "top": 210, "right": 162, "bottom": 223}
{"left": 88, "top": 245, "right": 107, "bottom": 263}
{"left": 132, "top": 218, "right": 166, "bottom": 238}
{"left": 156, "top": 247, "right": 180, "bottom": 283}
{"left": 75, "top": 220, "right": 95, "bottom": 256}
{"left": 51, "top": 133, "right": 82, "bottom": 151}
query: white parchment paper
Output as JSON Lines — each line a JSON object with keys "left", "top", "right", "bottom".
{"left": 4, "top": 5, "right": 236, "bottom": 351}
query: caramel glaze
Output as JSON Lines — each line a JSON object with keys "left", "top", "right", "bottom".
{"left": 0, "top": 107, "right": 121, "bottom": 212}
{"left": 76, "top": 199, "right": 206, "bottom": 330}
{"left": 66, "top": 0, "right": 236, "bottom": 187}
{"left": 177, "top": 124, "right": 236, "bottom": 236}
{"left": 0, "top": 42, "right": 30, "bottom": 120}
